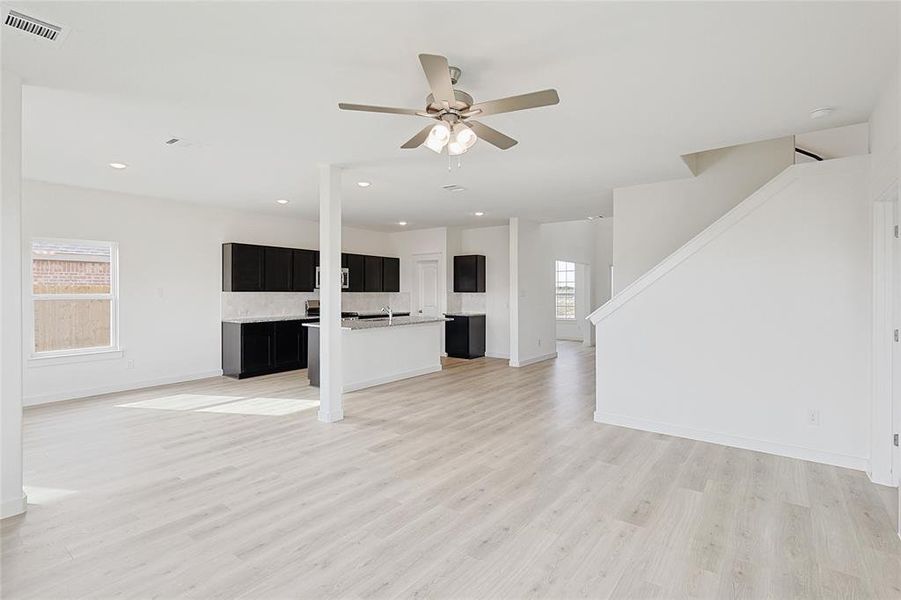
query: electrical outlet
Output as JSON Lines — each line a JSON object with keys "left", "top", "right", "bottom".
{"left": 127, "top": 359, "right": 135, "bottom": 369}
{"left": 538, "top": 337, "right": 542, "bottom": 347}
{"left": 806, "top": 409, "right": 820, "bottom": 426}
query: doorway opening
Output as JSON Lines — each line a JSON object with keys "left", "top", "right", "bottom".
{"left": 555, "top": 260, "right": 591, "bottom": 346}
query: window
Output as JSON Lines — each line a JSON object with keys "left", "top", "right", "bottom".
{"left": 555, "top": 260, "right": 576, "bottom": 320}
{"left": 31, "top": 239, "right": 118, "bottom": 356}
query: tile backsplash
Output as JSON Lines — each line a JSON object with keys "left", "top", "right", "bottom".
{"left": 448, "top": 293, "right": 486, "bottom": 314}
{"left": 221, "top": 291, "right": 412, "bottom": 319}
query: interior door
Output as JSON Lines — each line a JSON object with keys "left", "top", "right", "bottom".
{"left": 416, "top": 259, "right": 439, "bottom": 317}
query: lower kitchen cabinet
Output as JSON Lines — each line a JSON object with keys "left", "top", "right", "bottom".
{"left": 222, "top": 319, "right": 315, "bottom": 378}
{"left": 445, "top": 314, "right": 486, "bottom": 359}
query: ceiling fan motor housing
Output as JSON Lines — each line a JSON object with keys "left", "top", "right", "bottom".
{"left": 426, "top": 89, "right": 474, "bottom": 115}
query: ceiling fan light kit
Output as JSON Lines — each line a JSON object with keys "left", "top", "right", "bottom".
{"left": 338, "top": 54, "right": 559, "bottom": 160}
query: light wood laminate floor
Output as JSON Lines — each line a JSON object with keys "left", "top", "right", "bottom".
{"left": 2, "top": 342, "right": 899, "bottom": 599}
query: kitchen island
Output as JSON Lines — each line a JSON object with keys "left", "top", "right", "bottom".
{"left": 305, "top": 316, "right": 448, "bottom": 392}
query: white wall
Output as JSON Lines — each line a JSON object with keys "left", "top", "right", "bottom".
{"left": 593, "top": 217, "right": 614, "bottom": 310}
{"left": 544, "top": 219, "right": 599, "bottom": 343}
{"left": 869, "top": 67, "right": 899, "bottom": 202}
{"left": 388, "top": 226, "right": 448, "bottom": 315}
{"left": 594, "top": 157, "right": 872, "bottom": 470}
{"left": 612, "top": 137, "right": 795, "bottom": 294}
{"left": 794, "top": 122, "right": 869, "bottom": 162}
{"left": 1, "top": 71, "right": 26, "bottom": 518}
{"left": 21, "top": 180, "right": 393, "bottom": 405}
{"left": 509, "top": 218, "right": 556, "bottom": 366}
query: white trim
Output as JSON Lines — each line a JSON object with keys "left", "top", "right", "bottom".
{"left": 588, "top": 157, "right": 868, "bottom": 325}
{"left": 23, "top": 369, "right": 224, "bottom": 407}
{"left": 509, "top": 351, "right": 557, "bottom": 368}
{"left": 594, "top": 411, "right": 869, "bottom": 472}
{"left": 1, "top": 493, "right": 27, "bottom": 520}
{"left": 871, "top": 194, "right": 897, "bottom": 487}
{"left": 485, "top": 352, "right": 510, "bottom": 360}
{"left": 342, "top": 363, "right": 441, "bottom": 392}
{"left": 29, "top": 346, "right": 123, "bottom": 365}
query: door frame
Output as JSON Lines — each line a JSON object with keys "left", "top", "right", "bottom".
{"left": 411, "top": 252, "right": 446, "bottom": 353}
{"left": 871, "top": 186, "right": 899, "bottom": 488}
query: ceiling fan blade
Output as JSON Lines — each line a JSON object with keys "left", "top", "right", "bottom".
{"left": 468, "top": 89, "right": 559, "bottom": 118}
{"left": 467, "top": 121, "right": 518, "bottom": 150}
{"left": 338, "top": 103, "right": 423, "bottom": 116}
{"left": 418, "top": 54, "right": 456, "bottom": 106}
{"left": 401, "top": 124, "right": 435, "bottom": 149}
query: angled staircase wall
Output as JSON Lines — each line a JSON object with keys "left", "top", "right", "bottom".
{"left": 589, "top": 156, "right": 871, "bottom": 470}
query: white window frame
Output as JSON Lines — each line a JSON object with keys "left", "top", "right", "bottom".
{"left": 28, "top": 238, "right": 121, "bottom": 362}
{"left": 555, "top": 260, "right": 576, "bottom": 321}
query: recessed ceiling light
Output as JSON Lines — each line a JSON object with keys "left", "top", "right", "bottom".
{"left": 474, "top": 212, "right": 484, "bottom": 216}
{"left": 357, "top": 181, "right": 371, "bottom": 187}
{"left": 810, "top": 107, "right": 833, "bottom": 119}
{"left": 398, "top": 221, "right": 408, "bottom": 226}
{"left": 276, "top": 199, "right": 289, "bottom": 205}
{"left": 109, "top": 162, "right": 128, "bottom": 169}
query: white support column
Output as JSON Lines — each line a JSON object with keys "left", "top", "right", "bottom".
{"left": 1, "top": 70, "right": 26, "bottom": 518}
{"left": 509, "top": 217, "right": 521, "bottom": 367}
{"left": 318, "top": 164, "right": 344, "bottom": 423}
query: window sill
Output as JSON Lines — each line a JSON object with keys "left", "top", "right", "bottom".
{"left": 28, "top": 347, "right": 124, "bottom": 368}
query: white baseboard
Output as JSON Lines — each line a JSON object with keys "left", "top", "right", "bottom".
{"left": 342, "top": 364, "right": 442, "bottom": 393}
{"left": 1, "top": 493, "right": 27, "bottom": 519}
{"left": 23, "top": 370, "right": 225, "bottom": 407}
{"left": 594, "top": 411, "right": 869, "bottom": 472}
{"left": 867, "top": 468, "right": 897, "bottom": 487}
{"left": 509, "top": 352, "right": 558, "bottom": 368}
{"left": 485, "top": 352, "right": 510, "bottom": 360}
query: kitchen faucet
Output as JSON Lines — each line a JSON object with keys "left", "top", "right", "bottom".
{"left": 381, "top": 306, "right": 393, "bottom": 322}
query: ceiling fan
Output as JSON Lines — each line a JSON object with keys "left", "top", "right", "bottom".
{"left": 338, "top": 54, "right": 559, "bottom": 156}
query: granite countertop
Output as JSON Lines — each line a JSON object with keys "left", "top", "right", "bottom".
{"left": 444, "top": 312, "right": 486, "bottom": 317}
{"left": 304, "top": 315, "right": 449, "bottom": 330}
{"left": 222, "top": 314, "right": 315, "bottom": 324}
{"left": 222, "top": 311, "right": 412, "bottom": 324}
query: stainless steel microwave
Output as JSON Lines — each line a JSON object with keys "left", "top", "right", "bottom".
{"left": 315, "top": 267, "right": 350, "bottom": 289}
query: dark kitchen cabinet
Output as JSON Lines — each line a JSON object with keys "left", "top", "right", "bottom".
{"left": 292, "top": 249, "right": 317, "bottom": 292}
{"left": 454, "top": 255, "right": 486, "bottom": 293}
{"left": 240, "top": 322, "right": 275, "bottom": 375}
{"left": 445, "top": 314, "right": 486, "bottom": 359}
{"left": 222, "top": 319, "right": 315, "bottom": 378}
{"left": 223, "top": 243, "right": 265, "bottom": 292}
{"left": 344, "top": 253, "right": 365, "bottom": 292}
{"left": 224, "top": 243, "right": 399, "bottom": 294}
{"left": 383, "top": 257, "right": 400, "bottom": 292}
{"left": 363, "top": 255, "right": 384, "bottom": 292}
{"left": 264, "top": 247, "right": 294, "bottom": 291}
{"left": 274, "top": 320, "right": 305, "bottom": 370}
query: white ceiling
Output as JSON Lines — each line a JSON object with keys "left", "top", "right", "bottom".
{"left": 3, "top": 1, "right": 897, "bottom": 230}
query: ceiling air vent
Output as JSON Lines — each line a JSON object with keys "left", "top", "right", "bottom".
{"left": 4, "top": 9, "right": 64, "bottom": 42}
{"left": 442, "top": 184, "right": 466, "bottom": 193}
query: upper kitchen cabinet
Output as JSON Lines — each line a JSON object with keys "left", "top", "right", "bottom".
{"left": 454, "top": 255, "right": 486, "bottom": 293}
{"left": 292, "top": 249, "right": 317, "bottom": 292}
{"left": 363, "top": 255, "right": 383, "bottom": 292}
{"left": 383, "top": 257, "right": 400, "bottom": 293}
{"left": 264, "top": 246, "right": 294, "bottom": 291}
{"left": 223, "top": 243, "right": 265, "bottom": 291}
{"left": 343, "top": 253, "right": 365, "bottom": 292}
{"left": 224, "top": 243, "right": 399, "bottom": 293}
